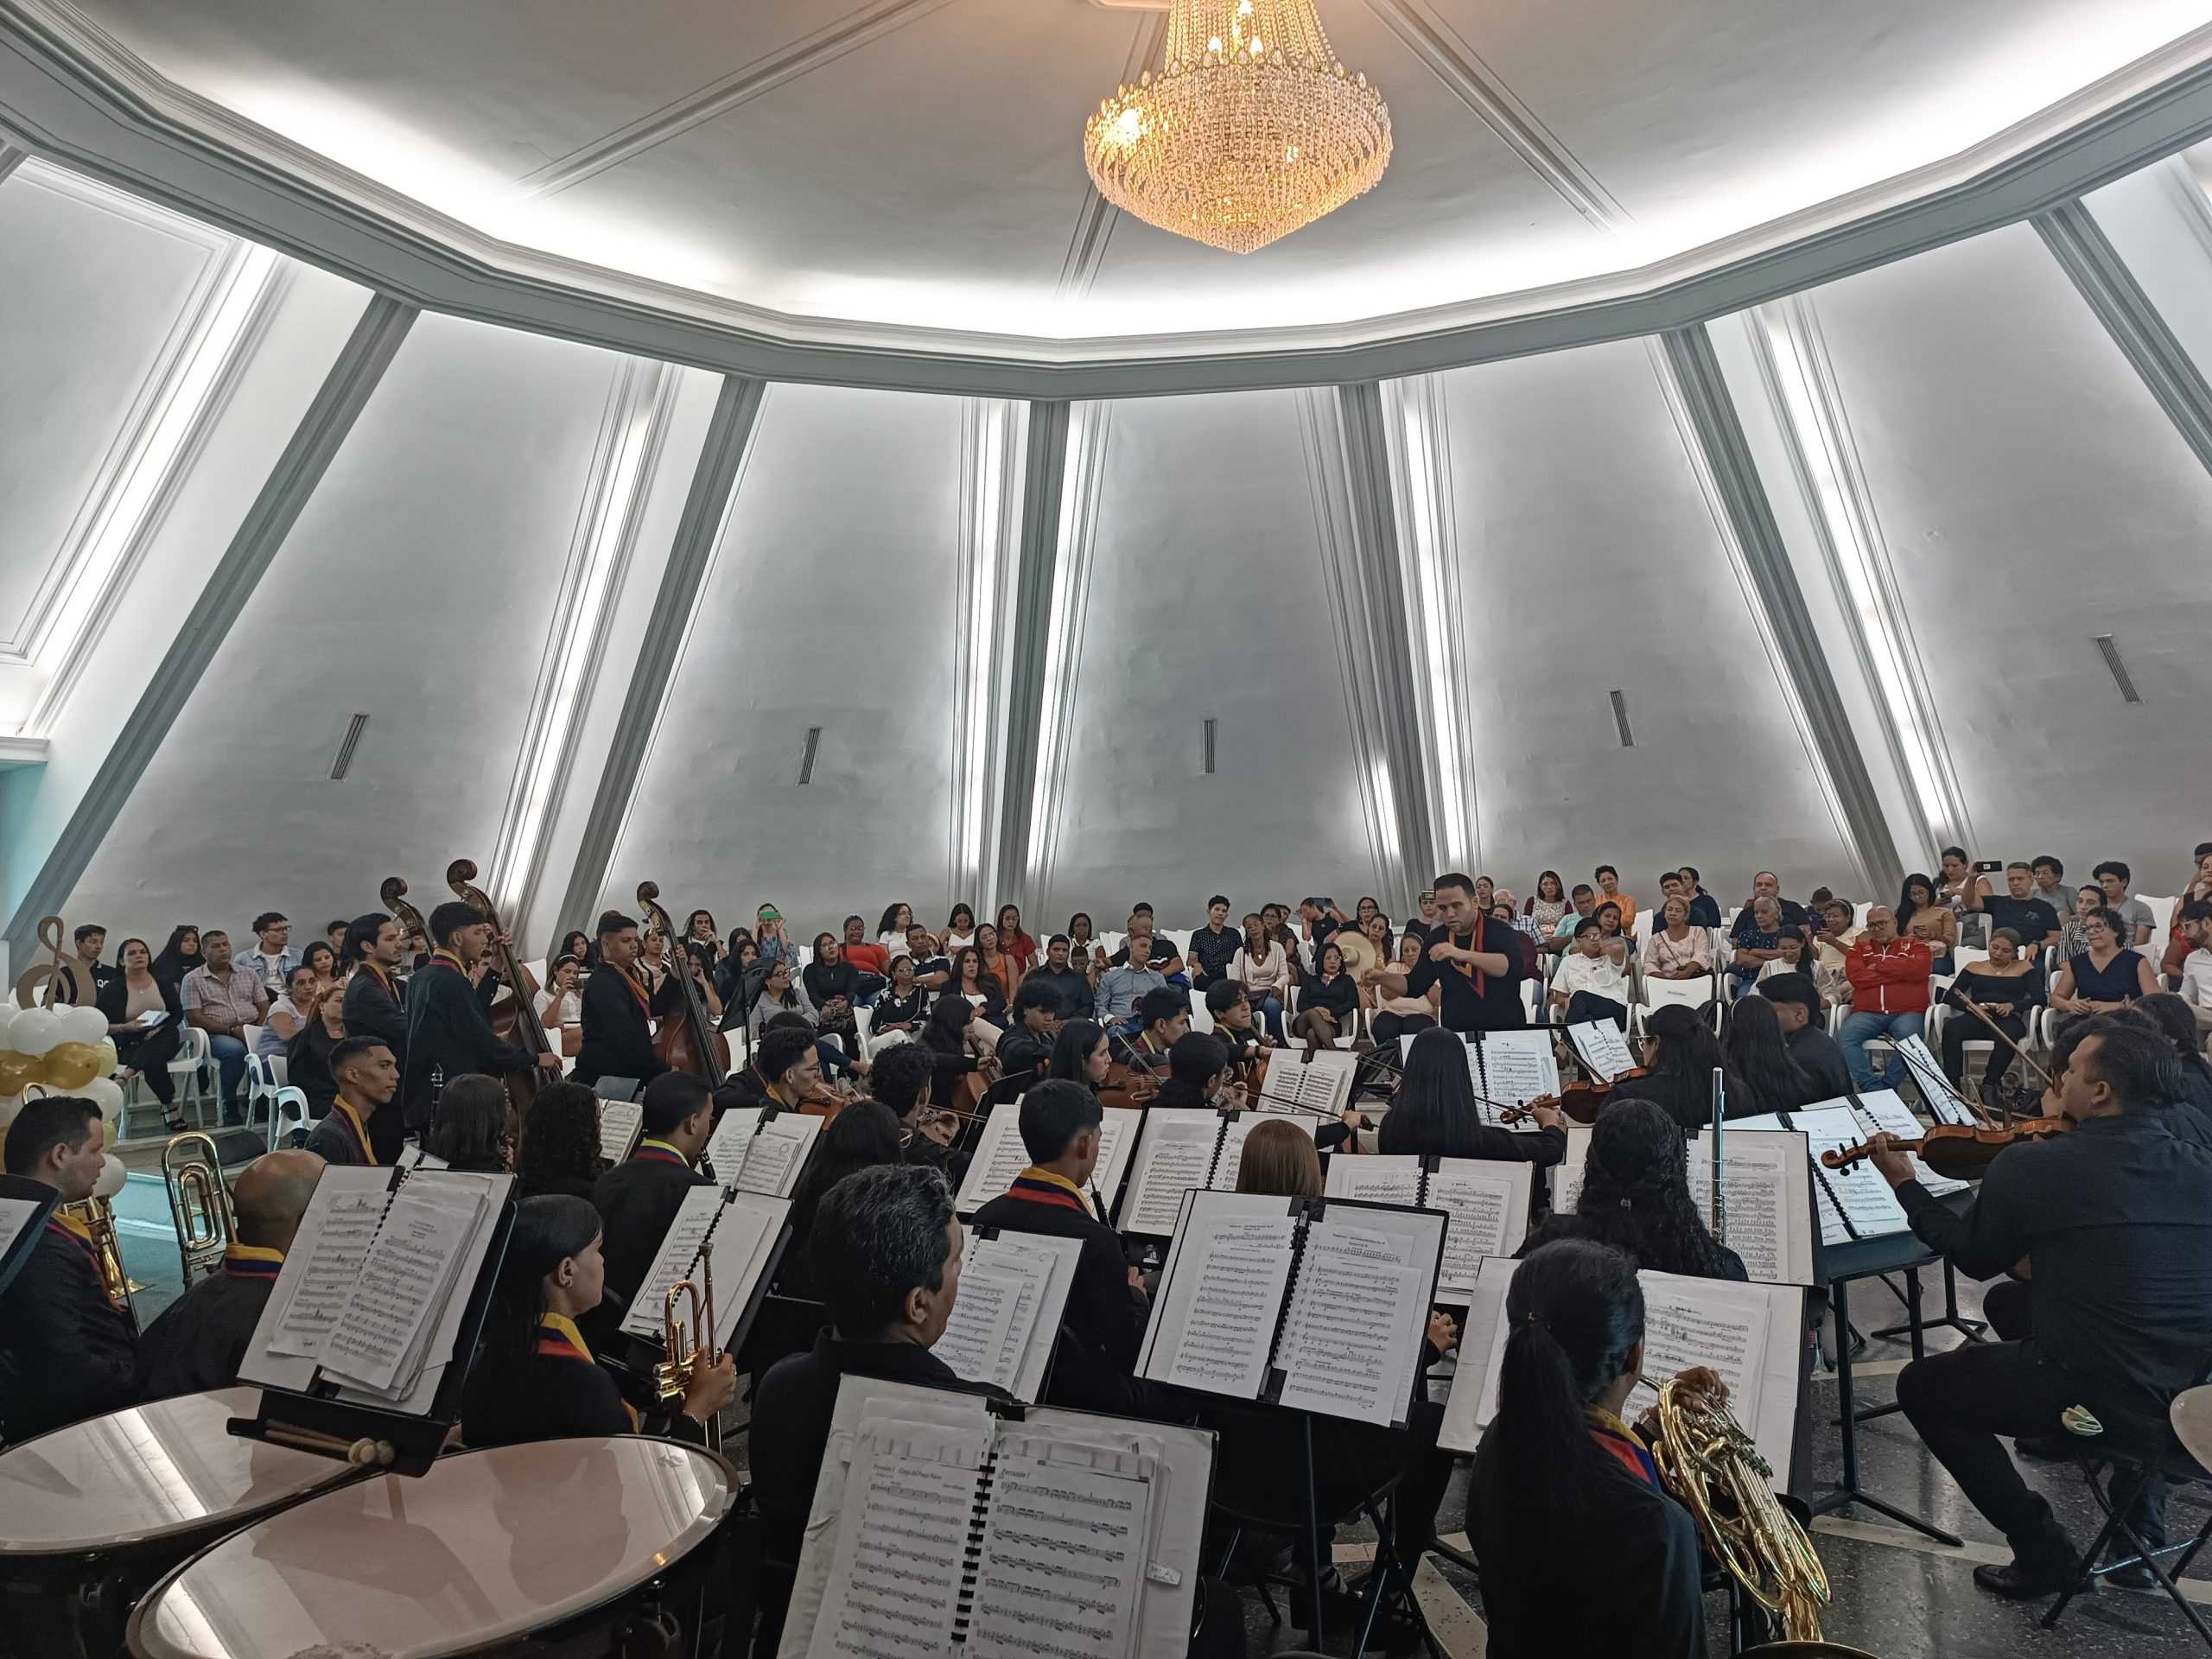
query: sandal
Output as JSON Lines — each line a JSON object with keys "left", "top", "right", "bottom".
{"left": 162, "top": 1109, "right": 188, "bottom": 1133}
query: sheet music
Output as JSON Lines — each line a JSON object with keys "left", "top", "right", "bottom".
{"left": 0, "top": 1197, "right": 40, "bottom": 1268}
{"left": 733, "top": 1112, "right": 822, "bottom": 1198}
{"left": 620, "top": 1185, "right": 729, "bottom": 1339}
{"left": 1425, "top": 1161, "right": 1534, "bottom": 1300}
{"left": 1276, "top": 1221, "right": 1432, "bottom": 1424}
{"left": 966, "top": 1457, "right": 1148, "bottom": 1659}
{"left": 1549, "top": 1123, "right": 1594, "bottom": 1213}
{"left": 1567, "top": 1019, "right": 1637, "bottom": 1083}
{"left": 1792, "top": 1104, "right": 1912, "bottom": 1241}
{"left": 1624, "top": 1271, "right": 1801, "bottom": 1481}
{"left": 703, "top": 1105, "right": 761, "bottom": 1175}
{"left": 955, "top": 1102, "right": 1033, "bottom": 1214}
{"left": 1323, "top": 1156, "right": 1421, "bottom": 1207}
{"left": 806, "top": 1421, "right": 986, "bottom": 1659}
{"left": 1255, "top": 1048, "right": 1356, "bottom": 1116}
{"left": 1891, "top": 1034, "right": 1979, "bottom": 1127}
{"left": 1139, "top": 1198, "right": 1296, "bottom": 1398}
{"left": 598, "top": 1098, "right": 644, "bottom": 1166}
{"left": 1683, "top": 1131, "right": 1815, "bottom": 1286}
{"left": 1211, "top": 1110, "right": 1317, "bottom": 1192}
{"left": 1472, "top": 1030, "right": 1560, "bottom": 1108}
{"left": 267, "top": 1177, "right": 389, "bottom": 1359}
{"left": 1087, "top": 1110, "right": 1138, "bottom": 1217}
{"left": 1847, "top": 1089, "right": 1970, "bottom": 1197}
{"left": 320, "top": 1178, "right": 485, "bottom": 1392}
{"left": 1116, "top": 1110, "right": 1222, "bottom": 1236}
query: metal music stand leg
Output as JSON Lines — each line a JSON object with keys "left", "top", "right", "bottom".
{"left": 1813, "top": 1274, "right": 1965, "bottom": 1547}
{"left": 1300, "top": 1414, "right": 1328, "bottom": 1645}
{"left": 1872, "top": 1257, "right": 1985, "bottom": 1345}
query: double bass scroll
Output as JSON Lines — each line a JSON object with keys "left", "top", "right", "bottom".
{"left": 443, "top": 859, "right": 554, "bottom": 1111}
{"left": 635, "top": 881, "right": 730, "bottom": 1087}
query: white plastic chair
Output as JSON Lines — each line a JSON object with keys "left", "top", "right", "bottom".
{"left": 269, "top": 1085, "right": 311, "bottom": 1149}
{"left": 1630, "top": 911, "right": 1655, "bottom": 948}
{"left": 1188, "top": 988, "right": 1215, "bottom": 1034}
{"left": 851, "top": 1003, "right": 875, "bottom": 1060}
{"left": 244, "top": 1052, "right": 286, "bottom": 1132}
{"left": 168, "top": 1026, "right": 216, "bottom": 1124}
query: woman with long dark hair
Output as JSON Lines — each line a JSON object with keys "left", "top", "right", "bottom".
{"left": 1048, "top": 1019, "right": 1112, "bottom": 1090}
{"left": 995, "top": 904, "right": 1038, "bottom": 975}
{"left": 774, "top": 1103, "right": 906, "bottom": 1299}
{"left": 1521, "top": 1099, "right": 1745, "bottom": 1280}
{"left": 513, "top": 1081, "right": 603, "bottom": 1200}
{"left": 1467, "top": 1240, "right": 1707, "bottom": 1656}
{"left": 2139, "top": 992, "right": 2212, "bottom": 1128}
{"left": 1290, "top": 940, "right": 1359, "bottom": 1050}
{"left": 1605, "top": 1003, "right": 1753, "bottom": 1131}
{"left": 150, "top": 925, "right": 203, "bottom": 992}
{"left": 1379, "top": 1028, "right": 1565, "bottom": 1166}
{"left": 942, "top": 903, "right": 977, "bottom": 955}
{"left": 459, "top": 1196, "right": 734, "bottom": 1446}
{"left": 1897, "top": 872, "right": 1957, "bottom": 960}
{"left": 100, "top": 937, "right": 184, "bottom": 1130}
{"left": 875, "top": 902, "right": 913, "bottom": 951}
{"left": 426, "top": 1074, "right": 512, "bottom": 1173}
{"left": 1722, "top": 993, "right": 1819, "bottom": 1112}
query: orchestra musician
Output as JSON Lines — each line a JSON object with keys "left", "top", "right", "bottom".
{"left": 588, "top": 1071, "right": 716, "bottom": 1345}
{"left": 1116, "top": 986, "right": 1191, "bottom": 1072}
{"left": 0, "top": 1098, "right": 137, "bottom": 1440}
{"left": 339, "top": 911, "right": 412, "bottom": 1160}
{"left": 1205, "top": 980, "right": 1274, "bottom": 1072}
{"left": 1517, "top": 1099, "right": 1747, "bottom": 1280}
{"left": 401, "top": 900, "right": 561, "bottom": 1131}
{"left": 969, "top": 1080, "right": 1149, "bottom": 1413}
{"left": 571, "top": 911, "right": 683, "bottom": 1090}
{"left": 1150, "top": 1032, "right": 1240, "bottom": 1111}
{"left": 1048, "top": 1019, "right": 1115, "bottom": 1090}
{"left": 1377, "top": 871, "right": 1526, "bottom": 1033}
{"left": 1380, "top": 1027, "right": 1566, "bottom": 1167}
{"left": 869, "top": 1044, "right": 966, "bottom": 1181}
{"left": 711, "top": 1025, "right": 840, "bottom": 1118}
{"left": 136, "top": 1149, "right": 324, "bottom": 1401}
{"left": 992, "top": 979, "right": 1061, "bottom": 1084}
{"left": 1866, "top": 1023, "right": 2212, "bottom": 1599}
{"left": 460, "top": 1194, "right": 735, "bottom": 1447}
{"left": 1468, "top": 1241, "right": 1707, "bottom": 1657}
{"left": 301, "top": 1036, "right": 397, "bottom": 1166}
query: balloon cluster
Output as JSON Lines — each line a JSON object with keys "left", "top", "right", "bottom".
{"left": 0, "top": 1004, "right": 126, "bottom": 1154}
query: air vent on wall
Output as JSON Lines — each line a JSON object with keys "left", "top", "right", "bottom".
{"left": 1609, "top": 690, "right": 1635, "bottom": 747}
{"left": 1202, "top": 718, "right": 1217, "bottom": 775}
{"left": 798, "top": 725, "right": 823, "bottom": 785}
{"left": 2093, "top": 635, "right": 2142, "bottom": 704}
{"left": 328, "top": 712, "right": 369, "bottom": 779}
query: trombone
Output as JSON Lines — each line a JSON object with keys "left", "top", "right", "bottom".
{"left": 655, "top": 1240, "right": 720, "bottom": 1450}
{"left": 162, "top": 1131, "right": 235, "bottom": 1288}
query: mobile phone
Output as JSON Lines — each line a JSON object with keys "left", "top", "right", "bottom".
{"left": 1974, "top": 860, "right": 2002, "bottom": 874}
{"left": 1419, "top": 889, "right": 1435, "bottom": 904}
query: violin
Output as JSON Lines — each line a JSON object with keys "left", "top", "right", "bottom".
{"left": 1548, "top": 1068, "right": 1650, "bottom": 1125}
{"left": 1821, "top": 1116, "right": 2072, "bottom": 1180}
{"left": 1097, "top": 1060, "right": 1160, "bottom": 1110}
{"left": 636, "top": 881, "right": 730, "bottom": 1086}
{"left": 445, "top": 860, "right": 554, "bottom": 1115}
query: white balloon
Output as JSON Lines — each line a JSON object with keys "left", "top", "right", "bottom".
{"left": 77, "top": 1074, "right": 124, "bottom": 1123}
{"left": 7, "top": 1007, "right": 60, "bottom": 1057}
{"left": 65, "top": 1005, "right": 110, "bottom": 1048}
{"left": 93, "top": 1151, "right": 127, "bottom": 1198}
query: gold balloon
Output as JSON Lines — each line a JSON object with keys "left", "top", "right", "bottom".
{"left": 41, "top": 1042, "right": 102, "bottom": 1090}
{"left": 98, "top": 1039, "right": 119, "bottom": 1076}
{"left": 0, "top": 1050, "right": 39, "bottom": 1095}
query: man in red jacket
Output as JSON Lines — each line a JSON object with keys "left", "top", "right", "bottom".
{"left": 1840, "top": 906, "right": 1932, "bottom": 1091}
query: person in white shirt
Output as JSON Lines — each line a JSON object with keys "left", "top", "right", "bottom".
{"left": 242, "top": 911, "right": 301, "bottom": 997}
{"left": 1550, "top": 919, "right": 1630, "bottom": 1027}
{"left": 2177, "top": 898, "right": 2212, "bottom": 1041}
{"left": 533, "top": 955, "right": 585, "bottom": 1056}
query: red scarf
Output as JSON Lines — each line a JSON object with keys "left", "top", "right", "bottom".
{"left": 612, "top": 963, "right": 652, "bottom": 1015}
{"left": 1007, "top": 1169, "right": 1092, "bottom": 1215}
{"left": 632, "top": 1139, "right": 689, "bottom": 1167}
{"left": 1449, "top": 915, "right": 1489, "bottom": 996}
{"left": 429, "top": 949, "right": 468, "bottom": 976}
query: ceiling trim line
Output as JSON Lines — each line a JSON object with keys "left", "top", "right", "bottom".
{"left": 1649, "top": 326, "right": 1904, "bottom": 899}
{"left": 553, "top": 373, "right": 766, "bottom": 944}
{"left": 2036, "top": 196, "right": 2212, "bottom": 476}
{"left": 0, "top": 136, "right": 25, "bottom": 183}
{"left": 3, "top": 293, "right": 419, "bottom": 963}
{"left": 9, "top": 6, "right": 2212, "bottom": 394}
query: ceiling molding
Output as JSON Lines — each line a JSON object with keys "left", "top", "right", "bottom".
{"left": 506, "top": 0, "right": 961, "bottom": 201}
{"left": 0, "top": 135, "right": 23, "bottom": 183}
{"left": 0, "top": 733, "right": 48, "bottom": 767}
{"left": 10, "top": 3, "right": 2212, "bottom": 396}
{"left": 1358, "top": 0, "right": 1631, "bottom": 235}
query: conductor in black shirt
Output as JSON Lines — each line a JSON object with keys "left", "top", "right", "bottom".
{"left": 1869, "top": 1024, "right": 2212, "bottom": 1599}
{"left": 969, "top": 1079, "right": 1150, "bottom": 1411}
{"left": 1757, "top": 974, "right": 1853, "bottom": 1101}
{"left": 0, "top": 1098, "right": 137, "bottom": 1440}
{"left": 572, "top": 911, "right": 681, "bottom": 1089}
{"left": 1378, "top": 871, "right": 1524, "bottom": 1033}
{"left": 588, "top": 1071, "right": 715, "bottom": 1345}
{"left": 402, "top": 900, "right": 560, "bottom": 1132}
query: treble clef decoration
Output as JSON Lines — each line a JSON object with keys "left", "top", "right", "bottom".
{"left": 12, "top": 915, "right": 78, "bottom": 1009}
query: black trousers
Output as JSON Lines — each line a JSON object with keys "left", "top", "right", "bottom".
{"left": 1897, "top": 1339, "right": 2165, "bottom": 1566}
{"left": 1941, "top": 1009, "right": 2025, "bottom": 1090}
{"left": 1563, "top": 990, "right": 1630, "bottom": 1030}
{"left": 114, "top": 1018, "right": 181, "bottom": 1104}
{"left": 1368, "top": 1010, "right": 1434, "bottom": 1049}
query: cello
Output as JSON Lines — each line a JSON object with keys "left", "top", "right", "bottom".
{"left": 444, "top": 860, "right": 555, "bottom": 1116}
{"left": 636, "top": 881, "right": 729, "bottom": 1085}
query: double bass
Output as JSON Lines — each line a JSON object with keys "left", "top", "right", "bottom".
{"left": 444, "top": 860, "right": 556, "bottom": 1115}
{"left": 635, "top": 882, "right": 729, "bottom": 1085}
{"left": 378, "top": 876, "right": 431, "bottom": 967}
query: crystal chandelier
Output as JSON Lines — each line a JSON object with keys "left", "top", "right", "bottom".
{"left": 1083, "top": 0, "right": 1391, "bottom": 255}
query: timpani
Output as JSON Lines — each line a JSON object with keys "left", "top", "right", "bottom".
{"left": 0, "top": 1388, "right": 356, "bottom": 1659}
{"left": 128, "top": 1436, "right": 736, "bottom": 1659}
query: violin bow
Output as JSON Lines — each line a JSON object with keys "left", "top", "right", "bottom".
{"left": 1952, "top": 990, "right": 2055, "bottom": 1094}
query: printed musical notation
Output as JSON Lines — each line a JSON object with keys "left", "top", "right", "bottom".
{"left": 1147, "top": 1212, "right": 1295, "bottom": 1398}
{"left": 966, "top": 1461, "right": 1147, "bottom": 1659}
{"left": 1276, "top": 1224, "right": 1426, "bottom": 1424}
{"left": 1119, "top": 1115, "right": 1220, "bottom": 1237}
{"left": 812, "top": 1429, "right": 978, "bottom": 1659}
{"left": 269, "top": 1186, "right": 385, "bottom": 1358}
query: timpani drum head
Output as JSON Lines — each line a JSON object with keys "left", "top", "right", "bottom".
{"left": 129, "top": 1437, "right": 733, "bottom": 1659}
{"left": 0, "top": 1389, "right": 347, "bottom": 1559}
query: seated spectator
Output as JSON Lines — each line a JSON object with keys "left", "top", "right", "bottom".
{"left": 425, "top": 1074, "right": 512, "bottom": 1173}
{"left": 1937, "top": 846, "right": 1994, "bottom": 925}
{"left": 944, "top": 947, "right": 1007, "bottom": 1049}
{"left": 1551, "top": 919, "right": 1630, "bottom": 1029}
{"left": 1518, "top": 1101, "right": 1747, "bottom": 1281}
{"left": 259, "top": 963, "right": 321, "bottom": 1056}
{"left": 1226, "top": 912, "right": 1290, "bottom": 1042}
{"left": 1757, "top": 973, "right": 1853, "bottom": 1100}
{"left": 1645, "top": 896, "right": 1713, "bottom": 982}
{"left": 1967, "top": 861, "right": 2064, "bottom": 961}
{"left": 995, "top": 905, "right": 1039, "bottom": 975}
{"left": 875, "top": 902, "right": 914, "bottom": 954}
{"left": 2056, "top": 884, "right": 2105, "bottom": 964}
{"left": 942, "top": 903, "right": 978, "bottom": 955}
{"left": 1941, "top": 930, "right": 2045, "bottom": 1096}
{"left": 1737, "top": 871, "right": 1812, "bottom": 931}
{"left": 839, "top": 914, "right": 890, "bottom": 979}
{"left": 150, "top": 925, "right": 205, "bottom": 993}
{"left": 1677, "top": 867, "right": 1724, "bottom": 929}
{"left": 1110, "top": 917, "right": 1185, "bottom": 982}
{"left": 802, "top": 935, "right": 864, "bottom": 1057}
{"left": 2177, "top": 898, "right": 2212, "bottom": 1041}
{"left": 285, "top": 976, "right": 349, "bottom": 1121}
{"left": 1727, "top": 896, "right": 1788, "bottom": 997}
{"left": 1754, "top": 927, "right": 1815, "bottom": 987}
{"left": 868, "top": 954, "right": 931, "bottom": 1045}
{"left": 1592, "top": 865, "right": 1637, "bottom": 931}
{"left": 682, "top": 910, "right": 721, "bottom": 970}
{"left": 1381, "top": 1028, "right": 1566, "bottom": 1166}
{"left": 1545, "top": 883, "right": 1602, "bottom": 955}
{"left": 1495, "top": 896, "right": 1545, "bottom": 978}
{"left": 776, "top": 1102, "right": 906, "bottom": 1300}
{"left": 100, "top": 937, "right": 185, "bottom": 1132}
{"left": 2160, "top": 851, "right": 2212, "bottom": 983}
{"left": 1186, "top": 896, "right": 1242, "bottom": 989}
{"left": 1368, "top": 932, "right": 1440, "bottom": 1049}
{"left": 534, "top": 955, "right": 585, "bottom": 1057}
{"left": 181, "top": 929, "right": 269, "bottom": 1126}
{"left": 1592, "top": 902, "right": 1636, "bottom": 963}
{"left": 241, "top": 912, "right": 301, "bottom": 1000}
{"left": 1065, "top": 912, "right": 1097, "bottom": 955}
{"left": 1020, "top": 933, "right": 1095, "bottom": 1023}
{"left": 1896, "top": 874, "right": 1957, "bottom": 961}
{"left": 2028, "top": 855, "right": 2075, "bottom": 928}
{"left": 1722, "top": 994, "right": 1819, "bottom": 1112}
{"left": 1605, "top": 1004, "right": 1753, "bottom": 1132}
{"left": 1291, "top": 940, "right": 1359, "bottom": 1050}
{"left": 57, "top": 923, "right": 116, "bottom": 1006}
{"left": 1839, "top": 906, "right": 1932, "bottom": 1092}
{"left": 1095, "top": 938, "right": 1168, "bottom": 1026}
{"left": 2051, "top": 906, "right": 2160, "bottom": 1038}
{"left": 1814, "top": 899, "right": 1861, "bottom": 965}
{"left": 512, "top": 1081, "right": 603, "bottom": 1201}
{"left": 1524, "top": 871, "right": 1571, "bottom": 938}
{"left": 2095, "top": 860, "right": 2158, "bottom": 946}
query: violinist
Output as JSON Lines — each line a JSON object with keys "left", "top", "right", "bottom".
{"left": 1205, "top": 980, "right": 1274, "bottom": 1072}
{"left": 1380, "top": 1028, "right": 1565, "bottom": 1167}
{"left": 402, "top": 900, "right": 561, "bottom": 1131}
{"left": 1518, "top": 1100, "right": 1745, "bottom": 1280}
{"left": 1757, "top": 973, "right": 1853, "bottom": 1099}
{"left": 1049, "top": 1020, "right": 1114, "bottom": 1090}
{"left": 1869, "top": 1025, "right": 2212, "bottom": 1599}
{"left": 994, "top": 979, "right": 1061, "bottom": 1084}
{"left": 573, "top": 912, "right": 683, "bottom": 1090}
{"left": 1378, "top": 871, "right": 1525, "bottom": 1033}
{"left": 712, "top": 1024, "right": 842, "bottom": 1116}
{"left": 1602, "top": 1005, "right": 1754, "bottom": 1133}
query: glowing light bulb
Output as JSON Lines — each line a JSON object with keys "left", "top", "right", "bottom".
{"left": 1250, "top": 37, "right": 1265, "bottom": 55}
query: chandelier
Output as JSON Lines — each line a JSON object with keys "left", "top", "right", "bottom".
{"left": 1083, "top": 0, "right": 1391, "bottom": 255}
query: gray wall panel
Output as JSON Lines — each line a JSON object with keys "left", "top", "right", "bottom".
{"left": 603, "top": 382, "right": 965, "bottom": 933}
{"left": 1432, "top": 338, "right": 1859, "bottom": 901}
{"left": 65, "top": 310, "right": 633, "bottom": 934}
{"left": 1040, "top": 391, "right": 1381, "bottom": 923}
{"left": 1798, "top": 221, "right": 2212, "bottom": 880}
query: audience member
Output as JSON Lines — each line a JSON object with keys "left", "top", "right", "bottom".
{"left": 2177, "top": 898, "right": 2212, "bottom": 1041}
{"left": 2056, "top": 885, "right": 2104, "bottom": 964}
{"left": 1524, "top": 871, "right": 1571, "bottom": 937}
{"left": 1840, "top": 906, "right": 1932, "bottom": 1092}
{"left": 1095, "top": 936, "right": 1168, "bottom": 1025}
{"left": 1897, "top": 874, "right": 1958, "bottom": 961}
{"left": 2028, "top": 855, "right": 2075, "bottom": 925}
{"left": 240, "top": 912, "right": 301, "bottom": 998}
{"left": 2095, "top": 861, "right": 2157, "bottom": 946}
{"left": 1592, "top": 866, "right": 1636, "bottom": 930}
{"left": 1727, "top": 896, "right": 1789, "bottom": 997}
{"left": 181, "top": 928, "right": 267, "bottom": 1125}
{"left": 100, "top": 937, "right": 185, "bottom": 1131}
{"left": 1941, "top": 931, "right": 2044, "bottom": 1094}
{"left": 2051, "top": 906, "right": 2160, "bottom": 1037}
{"left": 259, "top": 963, "right": 321, "bottom": 1056}
{"left": 149, "top": 925, "right": 204, "bottom": 992}
{"left": 57, "top": 923, "right": 116, "bottom": 1005}
{"left": 868, "top": 953, "right": 931, "bottom": 1042}
{"left": 1291, "top": 939, "right": 1359, "bottom": 1049}
{"left": 1645, "top": 896, "right": 1713, "bottom": 982}
{"left": 1967, "top": 862, "right": 2064, "bottom": 960}
{"left": 1551, "top": 919, "right": 1630, "bottom": 1027}
{"left": 1368, "top": 932, "right": 1440, "bottom": 1048}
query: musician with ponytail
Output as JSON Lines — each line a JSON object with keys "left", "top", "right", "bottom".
{"left": 1468, "top": 1240, "right": 1707, "bottom": 1657}
{"left": 1520, "top": 1099, "right": 1747, "bottom": 1280}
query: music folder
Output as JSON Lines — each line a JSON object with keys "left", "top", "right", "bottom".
{"left": 1402, "top": 1027, "right": 1559, "bottom": 1129}
{"left": 703, "top": 1105, "right": 822, "bottom": 1198}
{"left": 618, "top": 1184, "right": 792, "bottom": 1366}
{"left": 1253, "top": 1046, "right": 1357, "bottom": 1117}
{"left": 953, "top": 1096, "right": 1139, "bottom": 1219}
{"left": 233, "top": 1163, "right": 514, "bottom": 1473}
{"left": 1322, "top": 1154, "right": 1533, "bottom": 1302}
{"left": 1550, "top": 1127, "right": 1820, "bottom": 1287}
{"left": 934, "top": 1227, "right": 1084, "bottom": 1402}
{"left": 597, "top": 1097, "right": 645, "bottom": 1166}
{"left": 1138, "top": 1189, "right": 1446, "bottom": 1427}
{"left": 779, "top": 1375, "right": 1214, "bottom": 1659}
{"left": 1113, "top": 1108, "right": 1318, "bottom": 1239}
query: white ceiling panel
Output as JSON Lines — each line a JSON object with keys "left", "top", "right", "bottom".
{"left": 1430, "top": 337, "right": 1859, "bottom": 900}
{"left": 1790, "top": 221, "right": 2212, "bottom": 879}
{"left": 0, "top": 165, "right": 226, "bottom": 654}
{"left": 1039, "top": 390, "right": 1382, "bottom": 923}
{"left": 604, "top": 382, "right": 968, "bottom": 933}
{"left": 67, "top": 310, "right": 635, "bottom": 935}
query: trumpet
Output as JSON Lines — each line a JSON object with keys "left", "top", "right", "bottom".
{"left": 655, "top": 1240, "right": 719, "bottom": 1449}
{"left": 162, "top": 1131, "right": 235, "bottom": 1287}
{"left": 59, "top": 1194, "right": 141, "bottom": 1313}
